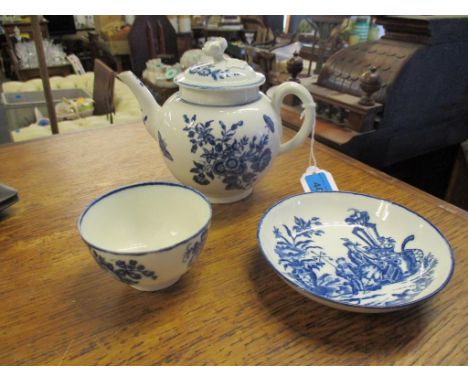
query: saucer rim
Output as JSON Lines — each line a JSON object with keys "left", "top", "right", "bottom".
{"left": 257, "top": 190, "right": 455, "bottom": 312}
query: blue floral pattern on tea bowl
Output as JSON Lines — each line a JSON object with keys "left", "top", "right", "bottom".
{"left": 257, "top": 191, "right": 454, "bottom": 313}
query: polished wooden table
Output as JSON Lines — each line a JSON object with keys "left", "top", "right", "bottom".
{"left": 0, "top": 123, "right": 466, "bottom": 365}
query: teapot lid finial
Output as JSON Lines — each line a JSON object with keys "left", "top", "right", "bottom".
{"left": 174, "top": 37, "right": 265, "bottom": 106}
{"left": 202, "top": 38, "right": 228, "bottom": 63}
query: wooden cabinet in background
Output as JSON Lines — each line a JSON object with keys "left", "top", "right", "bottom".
{"left": 2, "top": 21, "right": 49, "bottom": 39}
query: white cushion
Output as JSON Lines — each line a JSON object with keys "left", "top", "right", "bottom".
{"left": 3, "top": 72, "right": 142, "bottom": 142}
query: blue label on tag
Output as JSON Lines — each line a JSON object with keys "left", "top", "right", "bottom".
{"left": 304, "top": 172, "right": 333, "bottom": 192}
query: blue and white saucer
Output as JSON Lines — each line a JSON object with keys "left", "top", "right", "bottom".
{"left": 257, "top": 192, "right": 454, "bottom": 313}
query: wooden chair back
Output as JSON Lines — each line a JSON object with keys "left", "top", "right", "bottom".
{"left": 92, "top": 58, "right": 115, "bottom": 116}
{"left": 4, "top": 32, "right": 23, "bottom": 80}
{"left": 128, "top": 16, "right": 178, "bottom": 77}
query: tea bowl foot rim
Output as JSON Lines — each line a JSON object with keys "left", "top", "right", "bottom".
{"left": 130, "top": 276, "right": 182, "bottom": 292}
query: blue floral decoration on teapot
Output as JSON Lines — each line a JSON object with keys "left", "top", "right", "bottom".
{"left": 182, "top": 114, "right": 274, "bottom": 190}
{"left": 158, "top": 131, "right": 174, "bottom": 161}
{"left": 263, "top": 114, "right": 275, "bottom": 133}
{"left": 188, "top": 64, "right": 240, "bottom": 81}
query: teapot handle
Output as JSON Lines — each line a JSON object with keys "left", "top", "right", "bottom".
{"left": 270, "top": 82, "right": 316, "bottom": 155}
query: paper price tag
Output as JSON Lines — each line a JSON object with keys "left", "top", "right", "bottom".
{"left": 301, "top": 167, "right": 338, "bottom": 193}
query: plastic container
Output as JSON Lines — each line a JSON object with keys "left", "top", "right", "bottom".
{"left": 1, "top": 89, "right": 90, "bottom": 130}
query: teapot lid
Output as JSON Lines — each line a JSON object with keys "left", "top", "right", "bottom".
{"left": 174, "top": 38, "right": 265, "bottom": 92}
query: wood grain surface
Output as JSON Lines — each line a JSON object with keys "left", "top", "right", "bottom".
{"left": 0, "top": 123, "right": 466, "bottom": 365}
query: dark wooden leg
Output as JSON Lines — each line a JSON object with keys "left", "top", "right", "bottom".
{"left": 445, "top": 142, "right": 468, "bottom": 209}
{"left": 114, "top": 56, "right": 123, "bottom": 73}
{"left": 31, "top": 16, "right": 59, "bottom": 135}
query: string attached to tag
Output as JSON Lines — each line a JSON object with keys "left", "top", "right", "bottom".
{"left": 300, "top": 107, "right": 338, "bottom": 192}
{"left": 306, "top": 107, "right": 318, "bottom": 171}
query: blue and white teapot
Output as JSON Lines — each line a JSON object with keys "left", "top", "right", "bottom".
{"left": 118, "top": 38, "right": 316, "bottom": 203}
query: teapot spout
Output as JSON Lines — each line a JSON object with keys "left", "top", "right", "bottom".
{"left": 116, "top": 71, "right": 162, "bottom": 139}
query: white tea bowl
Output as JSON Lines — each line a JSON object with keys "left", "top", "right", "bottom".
{"left": 78, "top": 182, "right": 212, "bottom": 291}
